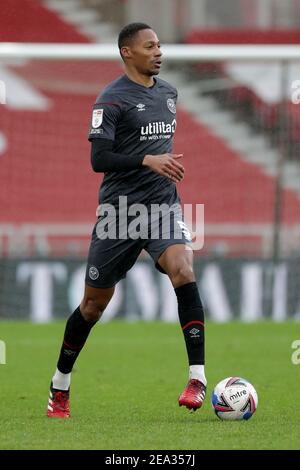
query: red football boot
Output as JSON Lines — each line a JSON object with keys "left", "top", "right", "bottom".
{"left": 178, "top": 379, "right": 206, "bottom": 411}
{"left": 47, "top": 382, "right": 70, "bottom": 418}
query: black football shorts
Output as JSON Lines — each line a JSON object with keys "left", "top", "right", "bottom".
{"left": 85, "top": 203, "right": 192, "bottom": 288}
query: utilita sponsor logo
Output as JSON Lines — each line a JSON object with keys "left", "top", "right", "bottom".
{"left": 141, "top": 119, "right": 177, "bottom": 135}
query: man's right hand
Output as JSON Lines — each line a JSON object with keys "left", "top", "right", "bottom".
{"left": 142, "top": 153, "right": 185, "bottom": 183}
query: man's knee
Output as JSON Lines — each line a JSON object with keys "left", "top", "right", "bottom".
{"left": 169, "top": 262, "right": 195, "bottom": 287}
{"left": 80, "top": 297, "right": 110, "bottom": 323}
{"left": 80, "top": 285, "right": 114, "bottom": 322}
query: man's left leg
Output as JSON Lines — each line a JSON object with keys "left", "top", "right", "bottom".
{"left": 157, "top": 244, "right": 206, "bottom": 411}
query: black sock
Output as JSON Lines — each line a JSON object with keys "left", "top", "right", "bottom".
{"left": 175, "top": 282, "right": 205, "bottom": 366}
{"left": 57, "top": 306, "right": 97, "bottom": 374}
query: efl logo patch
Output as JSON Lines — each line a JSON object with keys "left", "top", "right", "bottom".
{"left": 92, "top": 109, "right": 103, "bottom": 128}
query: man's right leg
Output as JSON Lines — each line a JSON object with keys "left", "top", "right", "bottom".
{"left": 47, "top": 284, "right": 114, "bottom": 418}
{"left": 47, "top": 212, "right": 145, "bottom": 418}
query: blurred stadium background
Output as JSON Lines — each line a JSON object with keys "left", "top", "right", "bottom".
{"left": 1, "top": 0, "right": 300, "bottom": 323}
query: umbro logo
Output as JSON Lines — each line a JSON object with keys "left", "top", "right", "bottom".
{"left": 64, "top": 349, "right": 77, "bottom": 356}
{"left": 136, "top": 103, "right": 145, "bottom": 111}
{"left": 190, "top": 328, "right": 200, "bottom": 337}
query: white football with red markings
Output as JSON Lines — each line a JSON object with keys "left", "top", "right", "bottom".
{"left": 212, "top": 376, "right": 258, "bottom": 421}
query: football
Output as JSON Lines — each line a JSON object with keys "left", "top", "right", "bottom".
{"left": 211, "top": 376, "right": 258, "bottom": 421}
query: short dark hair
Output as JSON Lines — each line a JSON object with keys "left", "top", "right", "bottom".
{"left": 118, "top": 22, "right": 152, "bottom": 53}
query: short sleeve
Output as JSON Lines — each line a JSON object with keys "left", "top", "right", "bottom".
{"left": 88, "top": 101, "right": 122, "bottom": 141}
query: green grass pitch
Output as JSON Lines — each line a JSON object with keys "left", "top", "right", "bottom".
{"left": 0, "top": 321, "right": 299, "bottom": 450}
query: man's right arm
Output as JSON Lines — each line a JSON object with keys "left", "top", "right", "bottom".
{"left": 91, "top": 139, "right": 184, "bottom": 183}
{"left": 91, "top": 139, "right": 145, "bottom": 172}
{"left": 89, "top": 100, "right": 184, "bottom": 182}
{"left": 142, "top": 153, "right": 184, "bottom": 183}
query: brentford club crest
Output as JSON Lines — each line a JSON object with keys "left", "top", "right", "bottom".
{"left": 92, "top": 109, "right": 103, "bottom": 128}
{"left": 167, "top": 98, "right": 176, "bottom": 114}
{"left": 89, "top": 266, "right": 99, "bottom": 280}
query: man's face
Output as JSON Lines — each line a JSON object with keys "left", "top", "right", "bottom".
{"left": 122, "top": 29, "right": 162, "bottom": 76}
